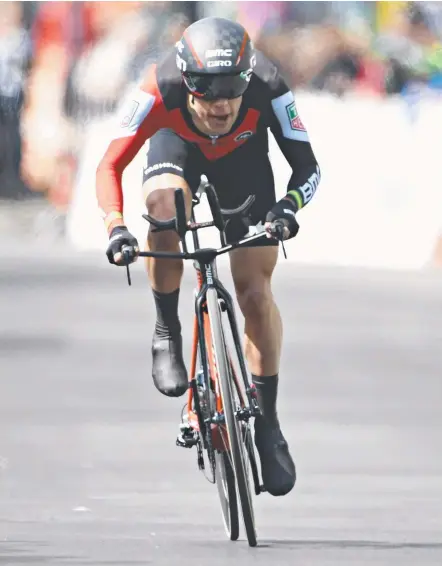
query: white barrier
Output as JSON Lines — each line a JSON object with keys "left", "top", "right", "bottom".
{"left": 66, "top": 91, "right": 442, "bottom": 270}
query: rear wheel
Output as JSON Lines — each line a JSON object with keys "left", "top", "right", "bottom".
{"left": 206, "top": 288, "right": 257, "bottom": 547}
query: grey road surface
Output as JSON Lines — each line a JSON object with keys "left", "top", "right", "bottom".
{"left": 1, "top": 247, "right": 442, "bottom": 565}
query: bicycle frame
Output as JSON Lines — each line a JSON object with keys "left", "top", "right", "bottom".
{"left": 123, "top": 183, "right": 284, "bottom": 424}
{"left": 122, "top": 185, "right": 283, "bottom": 426}
{"left": 186, "top": 213, "right": 261, "bottom": 446}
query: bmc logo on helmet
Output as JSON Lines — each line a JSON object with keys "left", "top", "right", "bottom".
{"left": 206, "top": 49, "right": 233, "bottom": 58}
{"left": 207, "top": 60, "right": 232, "bottom": 68}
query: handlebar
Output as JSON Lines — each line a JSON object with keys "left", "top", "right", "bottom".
{"left": 139, "top": 184, "right": 268, "bottom": 258}
{"left": 141, "top": 183, "right": 255, "bottom": 242}
{"left": 121, "top": 184, "right": 287, "bottom": 285}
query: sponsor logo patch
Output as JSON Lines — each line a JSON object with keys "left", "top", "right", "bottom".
{"left": 240, "top": 69, "right": 253, "bottom": 82}
{"left": 285, "top": 101, "right": 306, "bottom": 132}
{"left": 120, "top": 100, "right": 139, "bottom": 128}
{"left": 207, "top": 60, "right": 232, "bottom": 68}
{"left": 144, "top": 162, "right": 184, "bottom": 176}
{"left": 234, "top": 130, "right": 254, "bottom": 142}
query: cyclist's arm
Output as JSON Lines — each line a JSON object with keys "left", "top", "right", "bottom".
{"left": 267, "top": 71, "right": 321, "bottom": 212}
{"left": 96, "top": 66, "right": 167, "bottom": 234}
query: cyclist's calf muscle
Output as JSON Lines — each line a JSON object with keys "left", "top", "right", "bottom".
{"left": 143, "top": 174, "right": 193, "bottom": 293}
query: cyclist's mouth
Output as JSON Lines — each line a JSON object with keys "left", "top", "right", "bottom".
{"left": 209, "top": 114, "right": 230, "bottom": 126}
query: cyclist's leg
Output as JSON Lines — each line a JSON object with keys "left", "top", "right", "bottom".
{"left": 209, "top": 136, "right": 296, "bottom": 496}
{"left": 229, "top": 245, "right": 281, "bottom": 378}
{"left": 143, "top": 176, "right": 193, "bottom": 294}
{"left": 227, "top": 218, "right": 282, "bottom": 424}
{"left": 142, "top": 129, "right": 203, "bottom": 397}
{"left": 208, "top": 134, "right": 282, "bottom": 379}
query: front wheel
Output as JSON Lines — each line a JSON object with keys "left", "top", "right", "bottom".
{"left": 206, "top": 288, "right": 257, "bottom": 547}
{"left": 214, "top": 450, "right": 239, "bottom": 541}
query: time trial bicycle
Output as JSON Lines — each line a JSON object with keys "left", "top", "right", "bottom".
{"left": 122, "top": 182, "right": 286, "bottom": 547}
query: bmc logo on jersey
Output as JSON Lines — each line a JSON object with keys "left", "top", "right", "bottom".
{"left": 234, "top": 130, "right": 254, "bottom": 142}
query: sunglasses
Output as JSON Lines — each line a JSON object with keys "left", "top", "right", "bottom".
{"left": 183, "top": 70, "right": 252, "bottom": 101}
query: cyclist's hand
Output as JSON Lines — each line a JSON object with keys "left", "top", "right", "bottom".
{"left": 106, "top": 226, "right": 140, "bottom": 266}
{"left": 265, "top": 198, "right": 299, "bottom": 241}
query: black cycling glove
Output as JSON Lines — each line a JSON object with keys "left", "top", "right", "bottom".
{"left": 265, "top": 197, "right": 300, "bottom": 240}
{"left": 106, "top": 225, "right": 139, "bottom": 265}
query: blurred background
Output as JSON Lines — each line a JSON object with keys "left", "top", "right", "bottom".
{"left": 1, "top": 0, "right": 442, "bottom": 267}
{"left": 2, "top": 6, "right": 442, "bottom": 556}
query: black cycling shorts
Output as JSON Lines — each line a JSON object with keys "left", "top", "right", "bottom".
{"left": 143, "top": 128, "right": 277, "bottom": 245}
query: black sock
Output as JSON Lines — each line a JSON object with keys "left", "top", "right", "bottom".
{"left": 252, "top": 374, "right": 279, "bottom": 426}
{"left": 152, "top": 288, "right": 181, "bottom": 338}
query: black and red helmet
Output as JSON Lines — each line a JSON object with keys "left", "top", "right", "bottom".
{"left": 175, "top": 17, "right": 256, "bottom": 100}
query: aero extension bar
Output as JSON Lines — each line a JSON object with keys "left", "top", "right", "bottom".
{"left": 122, "top": 183, "right": 286, "bottom": 285}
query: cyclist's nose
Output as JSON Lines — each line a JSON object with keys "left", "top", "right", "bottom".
{"left": 210, "top": 99, "right": 230, "bottom": 113}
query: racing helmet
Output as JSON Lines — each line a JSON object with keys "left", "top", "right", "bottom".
{"left": 175, "top": 17, "right": 256, "bottom": 100}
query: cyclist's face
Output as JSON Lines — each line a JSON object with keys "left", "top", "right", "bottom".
{"left": 189, "top": 96, "right": 242, "bottom": 136}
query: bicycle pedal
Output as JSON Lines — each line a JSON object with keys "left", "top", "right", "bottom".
{"left": 176, "top": 428, "right": 198, "bottom": 448}
{"left": 176, "top": 435, "right": 196, "bottom": 448}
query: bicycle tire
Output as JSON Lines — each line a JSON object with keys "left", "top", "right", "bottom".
{"left": 200, "top": 316, "right": 240, "bottom": 540}
{"left": 215, "top": 450, "right": 239, "bottom": 541}
{"left": 206, "top": 288, "right": 257, "bottom": 547}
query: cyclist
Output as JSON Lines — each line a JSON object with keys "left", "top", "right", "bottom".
{"left": 96, "top": 16, "right": 321, "bottom": 497}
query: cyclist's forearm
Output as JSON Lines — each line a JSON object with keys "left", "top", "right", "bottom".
{"left": 276, "top": 138, "right": 321, "bottom": 212}
{"left": 96, "top": 136, "right": 140, "bottom": 234}
{"left": 268, "top": 85, "right": 321, "bottom": 212}
{"left": 285, "top": 162, "right": 321, "bottom": 212}
{"left": 96, "top": 163, "right": 125, "bottom": 234}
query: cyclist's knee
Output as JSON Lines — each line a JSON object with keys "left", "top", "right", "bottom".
{"left": 231, "top": 247, "right": 277, "bottom": 320}
{"left": 236, "top": 281, "right": 273, "bottom": 321}
{"left": 146, "top": 188, "right": 175, "bottom": 221}
{"left": 144, "top": 173, "right": 192, "bottom": 221}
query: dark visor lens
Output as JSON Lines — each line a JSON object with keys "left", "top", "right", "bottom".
{"left": 184, "top": 72, "right": 251, "bottom": 100}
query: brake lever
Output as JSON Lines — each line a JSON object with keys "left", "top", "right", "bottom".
{"left": 121, "top": 246, "right": 132, "bottom": 286}
{"left": 274, "top": 223, "right": 288, "bottom": 260}
{"left": 280, "top": 239, "right": 287, "bottom": 260}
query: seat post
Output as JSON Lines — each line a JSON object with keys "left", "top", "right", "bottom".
{"left": 190, "top": 206, "right": 200, "bottom": 253}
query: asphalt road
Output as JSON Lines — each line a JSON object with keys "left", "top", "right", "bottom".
{"left": 1, "top": 247, "right": 442, "bottom": 565}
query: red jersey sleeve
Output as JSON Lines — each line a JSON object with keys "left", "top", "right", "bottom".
{"left": 96, "top": 65, "right": 168, "bottom": 218}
